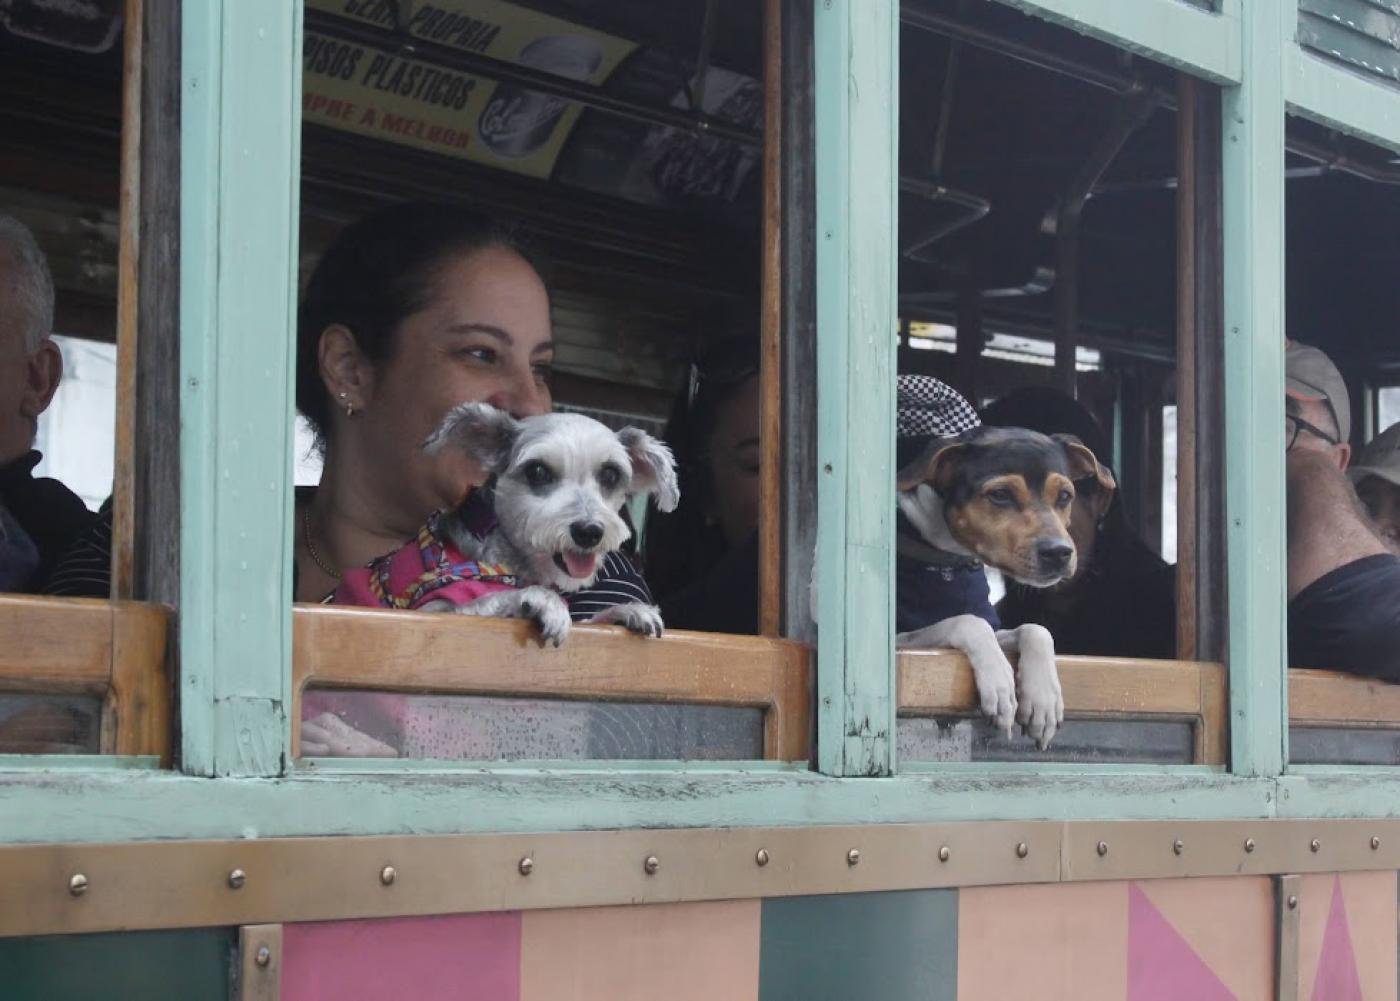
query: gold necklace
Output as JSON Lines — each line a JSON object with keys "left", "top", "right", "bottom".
{"left": 301, "top": 506, "right": 341, "bottom": 580}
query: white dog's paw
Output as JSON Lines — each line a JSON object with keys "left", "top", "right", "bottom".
{"left": 588, "top": 602, "right": 664, "bottom": 638}
{"left": 973, "top": 655, "right": 1018, "bottom": 738}
{"left": 1014, "top": 629, "right": 1064, "bottom": 749}
{"left": 518, "top": 586, "right": 572, "bottom": 647}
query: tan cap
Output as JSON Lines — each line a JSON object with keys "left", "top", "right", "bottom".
{"left": 1349, "top": 422, "right": 1400, "bottom": 490}
{"left": 1285, "top": 340, "right": 1350, "bottom": 444}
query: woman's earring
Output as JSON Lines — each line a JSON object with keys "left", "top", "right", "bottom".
{"left": 338, "top": 391, "right": 355, "bottom": 418}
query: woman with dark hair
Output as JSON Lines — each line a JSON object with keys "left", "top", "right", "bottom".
{"left": 980, "top": 386, "right": 1177, "bottom": 660}
{"left": 642, "top": 335, "right": 761, "bottom": 635}
{"left": 293, "top": 203, "right": 556, "bottom": 602}
{"left": 295, "top": 202, "right": 653, "bottom": 755}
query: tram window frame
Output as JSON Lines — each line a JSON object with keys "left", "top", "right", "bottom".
{"left": 1282, "top": 118, "right": 1400, "bottom": 769}
{"left": 0, "top": 0, "right": 175, "bottom": 765}
{"left": 279, "top": 0, "right": 815, "bottom": 770}
{"left": 889, "top": 8, "right": 1229, "bottom": 772}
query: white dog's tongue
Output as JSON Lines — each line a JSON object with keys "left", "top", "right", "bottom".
{"left": 563, "top": 551, "right": 598, "bottom": 579}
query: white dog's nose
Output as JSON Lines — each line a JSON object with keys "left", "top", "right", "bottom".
{"left": 570, "top": 521, "right": 604, "bottom": 549}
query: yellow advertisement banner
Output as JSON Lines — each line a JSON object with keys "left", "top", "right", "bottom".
{"left": 303, "top": 0, "right": 635, "bottom": 179}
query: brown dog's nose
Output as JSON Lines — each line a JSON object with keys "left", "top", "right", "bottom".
{"left": 1036, "top": 540, "right": 1074, "bottom": 573}
{"left": 570, "top": 521, "right": 604, "bottom": 549}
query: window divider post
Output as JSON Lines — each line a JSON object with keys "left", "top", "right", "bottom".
{"left": 812, "top": 0, "right": 899, "bottom": 777}
{"left": 179, "top": 0, "right": 302, "bottom": 777}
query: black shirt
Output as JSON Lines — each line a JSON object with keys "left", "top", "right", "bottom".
{"left": 43, "top": 496, "right": 113, "bottom": 598}
{"left": 0, "top": 450, "right": 94, "bottom": 593}
{"left": 894, "top": 512, "right": 999, "bottom": 634}
{"left": 1289, "top": 553, "right": 1400, "bottom": 680}
{"left": 997, "top": 528, "right": 1177, "bottom": 660}
{"left": 657, "top": 539, "right": 759, "bottom": 635}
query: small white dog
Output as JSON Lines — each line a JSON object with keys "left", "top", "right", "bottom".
{"left": 419, "top": 402, "right": 679, "bottom": 645}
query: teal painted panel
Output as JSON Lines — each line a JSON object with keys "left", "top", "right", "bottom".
{"left": 759, "top": 890, "right": 957, "bottom": 1001}
{"left": 0, "top": 928, "right": 232, "bottom": 1000}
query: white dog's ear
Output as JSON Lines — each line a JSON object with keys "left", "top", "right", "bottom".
{"left": 422, "top": 402, "right": 521, "bottom": 474}
{"left": 616, "top": 427, "right": 679, "bottom": 512}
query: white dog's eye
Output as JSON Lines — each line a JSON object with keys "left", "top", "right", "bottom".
{"left": 522, "top": 461, "right": 554, "bottom": 488}
{"left": 597, "top": 463, "right": 623, "bottom": 491}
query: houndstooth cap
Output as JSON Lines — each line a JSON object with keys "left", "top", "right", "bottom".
{"left": 896, "top": 374, "right": 980, "bottom": 441}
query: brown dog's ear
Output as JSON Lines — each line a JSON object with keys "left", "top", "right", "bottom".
{"left": 1052, "top": 433, "right": 1117, "bottom": 496}
{"left": 897, "top": 439, "right": 966, "bottom": 494}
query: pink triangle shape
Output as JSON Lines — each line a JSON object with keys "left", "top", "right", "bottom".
{"left": 1128, "top": 883, "right": 1236, "bottom": 1001}
{"left": 1313, "top": 875, "right": 1364, "bottom": 1001}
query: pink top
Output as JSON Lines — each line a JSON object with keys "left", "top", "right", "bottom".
{"left": 331, "top": 512, "right": 519, "bottom": 611}
{"left": 304, "top": 512, "right": 523, "bottom": 752}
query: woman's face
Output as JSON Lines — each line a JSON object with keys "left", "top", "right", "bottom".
{"left": 348, "top": 245, "right": 554, "bottom": 526}
{"left": 705, "top": 375, "right": 762, "bottom": 549}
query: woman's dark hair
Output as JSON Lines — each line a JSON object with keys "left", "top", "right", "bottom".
{"left": 641, "top": 335, "right": 760, "bottom": 603}
{"left": 296, "top": 202, "right": 521, "bottom": 441}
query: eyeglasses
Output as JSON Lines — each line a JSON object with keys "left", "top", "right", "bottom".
{"left": 1286, "top": 414, "right": 1339, "bottom": 451}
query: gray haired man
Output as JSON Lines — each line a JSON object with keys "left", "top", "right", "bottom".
{"left": 0, "top": 213, "right": 92, "bottom": 592}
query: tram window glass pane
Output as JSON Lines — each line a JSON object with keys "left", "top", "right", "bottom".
{"left": 1379, "top": 386, "right": 1400, "bottom": 433}
{"left": 293, "top": 0, "right": 801, "bottom": 763}
{"left": 1284, "top": 118, "right": 1400, "bottom": 766}
{"left": 895, "top": 2, "right": 1217, "bottom": 766}
{"left": 0, "top": 9, "right": 170, "bottom": 760}
{"left": 1162, "top": 404, "right": 1177, "bottom": 563}
{"left": 302, "top": 689, "right": 763, "bottom": 762}
{"left": 0, "top": 694, "right": 102, "bottom": 754}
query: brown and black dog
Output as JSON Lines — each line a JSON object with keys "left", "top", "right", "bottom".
{"left": 896, "top": 426, "right": 1116, "bottom": 748}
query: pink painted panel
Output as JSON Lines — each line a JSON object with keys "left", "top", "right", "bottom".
{"left": 958, "top": 882, "right": 1128, "bottom": 1001}
{"left": 1134, "top": 876, "right": 1273, "bottom": 999}
{"left": 519, "top": 900, "right": 760, "bottom": 1001}
{"left": 282, "top": 913, "right": 522, "bottom": 1001}
{"left": 1128, "top": 883, "right": 1234, "bottom": 1001}
{"left": 1298, "top": 871, "right": 1397, "bottom": 1001}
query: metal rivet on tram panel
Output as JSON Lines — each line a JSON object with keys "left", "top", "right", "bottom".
{"left": 380, "top": 866, "right": 397, "bottom": 886}
{"left": 846, "top": 848, "right": 860, "bottom": 867}
{"left": 1015, "top": 842, "right": 1029, "bottom": 859}
{"left": 227, "top": 868, "right": 247, "bottom": 890}
{"left": 518, "top": 857, "right": 534, "bottom": 877}
{"left": 1287, "top": 895, "right": 1298, "bottom": 910}
{"left": 755, "top": 848, "right": 770, "bottom": 867}
{"left": 1310, "top": 839, "right": 1321, "bottom": 853}
{"left": 68, "top": 873, "right": 88, "bottom": 897}
{"left": 644, "top": 855, "right": 660, "bottom": 875}
{"left": 938, "top": 845, "right": 951, "bottom": 863}
{"left": 1096, "top": 841, "right": 1109, "bottom": 857}
{"left": 255, "top": 946, "right": 272, "bottom": 968}
{"left": 1244, "top": 838, "right": 1256, "bottom": 853}
{"left": 1372, "top": 836, "right": 1382, "bottom": 850}
{"left": 1173, "top": 839, "right": 1184, "bottom": 855}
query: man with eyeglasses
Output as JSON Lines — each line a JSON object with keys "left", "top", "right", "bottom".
{"left": 1285, "top": 340, "right": 1400, "bottom": 679}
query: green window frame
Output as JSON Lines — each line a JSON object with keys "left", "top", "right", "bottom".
{"left": 6, "top": 0, "right": 1400, "bottom": 845}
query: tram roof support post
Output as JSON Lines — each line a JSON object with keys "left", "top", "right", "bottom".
{"left": 813, "top": 0, "right": 899, "bottom": 776}
{"left": 1222, "top": 0, "right": 1289, "bottom": 778}
{"left": 180, "top": 0, "right": 302, "bottom": 777}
